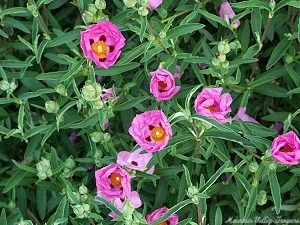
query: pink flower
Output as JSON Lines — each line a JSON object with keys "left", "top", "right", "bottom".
{"left": 69, "top": 131, "right": 77, "bottom": 143}
{"left": 128, "top": 110, "right": 172, "bottom": 152}
{"left": 117, "top": 148, "right": 153, "bottom": 172}
{"left": 109, "top": 191, "right": 142, "bottom": 219}
{"left": 271, "top": 131, "right": 300, "bottom": 165}
{"left": 174, "top": 65, "right": 183, "bottom": 79}
{"left": 233, "top": 107, "right": 258, "bottom": 123}
{"left": 148, "top": 0, "right": 163, "bottom": 10}
{"left": 146, "top": 207, "right": 178, "bottom": 225}
{"left": 194, "top": 87, "right": 232, "bottom": 123}
{"left": 80, "top": 21, "right": 125, "bottom": 69}
{"left": 150, "top": 69, "right": 180, "bottom": 101}
{"left": 104, "top": 119, "right": 109, "bottom": 129}
{"left": 219, "top": 1, "right": 240, "bottom": 29}
{"left": 101, "top": 88, "right": 119, "bottom": 103}
{"left": 273, "top": 122, "right": 283, "bottom": 133}
{"left": 95, "top": 163, "right": 131, "bottom": 201}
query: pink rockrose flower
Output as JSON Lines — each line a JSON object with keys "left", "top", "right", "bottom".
{"left": 146, "top": 206, "right": 179, "bottom": 225}
{"left": 150, "top": 68, "right": 180, "bottom": 101}
{"left": 104, "top": 119, "right": 109, "bottom": 129}
{"left": 80, "top": 21, "right": 125, "bottom": 69}
{"left": 219, "top": 1, "right": 240, "bottom": 29}
{"left": 128, "top": 110, "right": 172, "bottom": 152}
{"left": 194, "top": 87, "right": 232, "bottom": 123}
{"left": 95, "top": 163, "right": 131, "bottom": 201}
{"left": 233, "top": 107, "right": 258, "bottom": 123}
{"left": 109, "top": 191, "right": 142, "bottom": 219}
{"left": 148, "top": 0, "right": 163, "bottom": 10}
{"left": 117, "top": 148, "right": 153, "bottom": 172}
{"left": 271, "top": 131, "right": 300, "bottom": 165}
{"left": 101, "top": 88, "right": 113, "bottom": 102}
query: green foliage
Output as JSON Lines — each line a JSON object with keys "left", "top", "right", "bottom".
{"left": 0, "top": 0, "right": 300, "bottom": 224}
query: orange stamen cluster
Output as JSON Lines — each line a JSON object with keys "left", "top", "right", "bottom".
{"left": 150, "top": 126, "right": 167, "bottom": 143}
{"left": 158, "top": 81, "right": 167, "bottom": 91}
{"left": 92, "top": 41, "right": 108, "bottom": 59}
{"left": 110, "top": 172, "right": 122, "bottom": 187}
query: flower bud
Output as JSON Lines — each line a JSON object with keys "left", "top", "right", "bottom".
{"left": 123, "top": 0, "right": 136, "bottom": 8}
{"left": 45, "top": 101, "right": 59, "bottom": 113}
{"left": 187, "top": 186, "right": 199, "bottom": 198}
{"left": 65, "top": 157, "right": 75, "bottom": 169}
{"left": 269, "top": 162, "right": 277, "bottom": 170}
{"left": 285, "top": 55, "right": 294, "bottom": 64}
{"left": 88, "top": 4, "right": 98, "bottom": 14}
{"left": 26, "top": 2, "right": 38, "bottom": 17}
{"left": 90, "top": 131, "right": 103, "bottom": 143}
{"left": 0, "top": 80, "right": 10, "bottom": 91}
{"left": 221, "top": 60, "right": 229, "bottom": 69}
{"left": 95, "top": 0, "right": 106, "bottom": 10}
{"left": 92, "top": 100, "right": 104, "bottom": 109}
{"left": 81, "top": 82, "right": 102, "bottom": 102}
{"left": 218, "top": 40, "right": 230, "bottom": 54}
{"left": 79, "top": 184, "right": 88, "bottom": 195}
{"left": 257, "top": 190, "right": 267, "bottom": 205}
{"left": 138, "top": 7, "right": 149, "bottom": 16}
{"left": 36, "top": 158, "right": 52, "bottom": 180}
{"left": 218, "top": 53, "right": 226, "bottom": 63}
{"left": 102, "top": 133, "right": 111, "bottom": 142}
{"left": 249, "top": 161, "right": 259, "bottom": 173}
{"left": 55, "top": 84, "right": 67, "bottom": 96}
{"left": 82, "top": 11, "right": 94, "bottom": 24}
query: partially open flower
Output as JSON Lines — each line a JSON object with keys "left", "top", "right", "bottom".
{"left": 150, "top": 68, "right": 180, "bottom": 101}
{"left": 128, "top": 110, "right": 172, "bottom": 152}
{"left": 194, "top": 87, "right": 232, "bottom": 123}
{"left": 95, "top": 163, "right": 131, "bottom": 200}
{"left": 219, "top": 1, "right": 240, "bottom": 29}
{"left": 233, "top": 107, "right": 258, "bottom": 123}
{"left": 117, "top": 148, "right": 153, "bottom": 172}
{"left": 146, "top": 207, "right": 178, "bottom": 225}
{"left": 80, "top": 20, "right": 125, "bottom": 69}
{"left": 271, "top": 131, "right": 300, "bottom": 165}
{"left": 147, "top": 0, "right": 163, "bottom": 10}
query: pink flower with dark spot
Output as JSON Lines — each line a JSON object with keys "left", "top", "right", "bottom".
{"left": 150, "top": 68, "right": 180, "bottom": 101}
{"left": 219, "top": 1, "right": 240, "bottom": 29}
{"left": 117, "top": 148, "right": 153, "bottom": 172}
{"left": 109, "top": 191, "right": 142, "bottom": 218}
{"left": 194, "top": 87, "right": 232, "bottom": 123}
{"left": 128, "top": 110, "right": 172, "bottom": 152}
{"left": 80, "top": 21, "right": 125, "bottom": 69}
{"left": 148, "top": 0, "right": 163, "bottom": 10}
{"left": 146, "top": 207, "right": 178, "bottom": 225}
{"left": 233, "top": 107, "right": 258, "bottom": 123}
{"left": 95, "top": 163, "right": 131, "bottom": 201}
{"left": 271, "top": 131, "right": 300, "bottom": 165}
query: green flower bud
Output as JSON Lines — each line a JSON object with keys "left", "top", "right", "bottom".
{"left": 218, "top": 53, "right": 226, "bottom": 63}
{"left": 55, "top": 84, "right": 67, "bottom": 96}
{"left": 81, "top": 82, "right": 102, "bottom": 102}
{"left": 257, "top": 190, "right": 267, "bottom": 206}
{"left": 249, "top": 161, "right": 259, "bottom": 173}
{"left": 79, "top": 184, "right": 88, "bottom": 195}
{"left": 62, "top": 168, "right": 72, "bottom": 178}
{"left": 72, "top": 204, "right": 85, "bottom": 218}
{"left": 211, "top": 57, "right": 220, "bottom": 66}
{"left": 269, "top": 162, "right": 277, "bottom": 171}
{"left": 92, "top": 100, "right": 104, "bottom": 109}
{"left": 95, "top": 0, "right": 106, "bottom": 9}
{"left": 88, "top": 4, "right": 98, "bottom": 14}
{"left": 0, "top": 80, "right": 10, "bottom": 91}
{"left": 123, "top": 200, "right": 135, "bottom": 219}
{"left": 45, "top": 101, "right": 59, "bottom": 114}
{"left": 138, "top": 7, "right": 149, "bottom": 16}
{"left": 26, "top": 2, "right": 38, "bottom": 17}
{"left": 80, "top": 194, "right": 88, "bottom": 202}
{"left": 123, "top": 0, "right": 136, "bottom": 8}
{"left": 269, "top": 0, "right": 275, "bottom": 11}
{"left": 159, "top": 31, "right": 166, "bottom": 39}
{"left": 229, "top": 40, "right": 241, "bottom": 51}
{"left": 218, "top": 40, "right": 230, "bottom": 54}
{"left": 90, "top": 131, "right": 103, "bottom": 143}
{"left": 187, "top": 185, "right": 199, "bottom": 198}
{"left": 82, "top": 11, "right": 94, "bottom": 24}
{"left": 221, "top": 60, "right": 229, "bottom": 69}
{"left": 285, "top": 55, "right": 294, "bottom": 64}
{"left": 102, "top": 133, "right": 111, "bottom": 142}
{"left": 8, "top": 81, "right": 18, "bottom": 93}
{"left": 18, "top": 219, "right": 34, "bottom": 225}
{"left": 65, "top": 157, "right": 75, "bottom": 169}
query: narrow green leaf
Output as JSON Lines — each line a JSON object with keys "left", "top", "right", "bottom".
{"left": 269, "top": 170, "right": 282, "bottom": 214}
{"left": 60, "top": 59, "right": 84, "bottom": 81}
{"left": 167, "top": 23, "right": 205, "bottom": 39}
{"left": 244, "top": 185, "right": 257, "bottom": 219}
{"left": 95, "top": 196, "right": 123, "bottom": 217}
{"left": 94, "top": 62, "right": 140, "bottom": 76}
{"left": 37, "top": 186, "right": 47, "bottom": 220}
{"left": 118, "top": 42, "right": 149, "bottom": 64}
{"left": 250, "top": 67, "right": 286, "bottom": 88}
{"left": 47, "top": 197, "right": 69, "bottom": 225}
{"left": 0, "top": 7, "right": 29, "bottom": 17}
{"left": 200, "top": 161, "right": 230, "bottom": 193}
{"left": 0, "top": 60, "right": 32, "bottom": 68}
{"left": 198, "top": 9, "right": 227, "bottom": 27}
{"left": 5, "top": 17, "right": 30, "bottom": 33}
{"left": 47, "top": 29, "right": 80, "bottom": 48}
{"left": 12, "top": 160, "right": 36, "bottom": 173}
{"left": 285, "top": 64, "right": 300, "bottom": 87}
{"left": 266, "top": 38, "right": 291, "bottom": 70}
{"left": 232, "top": 1, "right": 270, "bottom": 10}
{"left": 3, "top": 170, "right": 28, "bottom": 193}
{"left": 36, "top": 71, "right": 65, "bottom": 81}
{"left": 275, "top": 0, "right": 300, "bottom": 12}
{"left": 215, "top": 207, "right": 222, "bottom": 225}
{"left": 19, "top": 88, "right": 55, "bottom": 100}
{"left": 0, "top": 209, "right": 7, "bottom": 225}
{"left": 114, "top": 96, "right": 149, "bottom": 111}
{"left": 183, "top": 165, "right": 192, "bottom": 187}
{"left": 41, "top": 124, "right": 56, "bottom": 146}
{"left": 37, "top": 39, "right": 49, "bottom": 63}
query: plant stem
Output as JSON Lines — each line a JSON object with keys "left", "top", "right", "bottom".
{"left": 197, "top": 203, "right": 203, "bottom": 225}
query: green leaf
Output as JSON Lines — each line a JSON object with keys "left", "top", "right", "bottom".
{"left": 47, "top": 197, "right": 69, "bottom": 225}
{"left": 3, "top": 169, "right": 28, "bottom": 193}
{"left": 251, "top": 8, "right": 262, "bottom": 37}
{"left": 47, "top": 29, "right": 80, "bottom": 48}
{"left": 215, "top": 207, "right": 222, "bottom": 225}
{"left": 25, "top": 125, "right": 50, "bottom": 138}
{"left": 95, "top": 196, "right": 123, "bottom": 217}
{"left": 232, "top": 1, "right": 270, "bottom": 10}
{"left": 149, "top": 199, "right": 193, "bottom": 225}
{"left": 36, "top": 71, "right": 65, "bottom": 81}
{"left": 285, "top": 64, "right": 300, "bottom": 87}
{"left": 250, "top": 67, "right": 286, "bottom": 88}
{"left": 198, "top": 9, "right": 228, "bottom": 27}
{"left": 244, "top": 185, "right": 257, "bottom": 219}
{"left": 0, "top": 7, "right": 29, "bottom": 17}
{"left": 12, "top": 160, "right": 36, "bottom": 173}
{"left": 94, "top": 62, "right": 140, "bottom": 76}
{"left": 269, "top": 170, "right": 282, "bottom": 214}
{"left": 274, "top": 0, "right": 300, "bottom": 12}
{"left": 60, "top": 59, "right": 84, "bottom": 81}
{"left": 167, "top": 23, "right": 205, "bottom": 39}
{"left": 36, "top": 39, "right": 49, "bottom": 63}
{"left": 200, "top": 161, "right": 230, "bottom": 193}
{"left": 37, "top": 186, "right": 47, "bottom": 220}
{"left": 118, "top": 42, "right": 149, "bottom": 64}
{"left": 185, "top": 85, "right": 202, "bottom": 114}
{"left": 114, "top": 96, "right": 149, "bottom": 111}
{"left": 139, "top": 16, "right": 147, "bottom": 42}
{"left": 183, "top": 164, "right": 192, "bottom": 187}
{"left": 41, "top": 124, "right": 56, "bottom": 146}
{"left": 0, "top": 209, "right": 7, "bottom": 225}
{"left": 266, "top": 38, "right": 291, "bottom": 70}
{"left": 0, "top": 60, "right": 32, "bottom": 68}
{"left": 5, "top": 17, "right": 30, "bottom": 33}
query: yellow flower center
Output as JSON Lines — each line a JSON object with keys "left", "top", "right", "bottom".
{"left": 110, "top": 172, "right": 122, "bottom": 188}
{"left": 92, "top": 41, "right": 108, "bottom": 59}
{"left": 150, "top": 126, "right": 167, "bottom": 142}
{"left": 157, "top": 222, "right": 167, "bottom": 225}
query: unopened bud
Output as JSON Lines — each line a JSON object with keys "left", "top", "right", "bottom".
{"left": 138, "top": 7, "right": 149, "bottom": 16}
{"left": 218, "top": 40, "right": 230, "bottom": 54}
{"left": 79, "top": 184, "right": 88, "bottom": 195}
{"left": 0, "top": 80, "right": 10, "bottom": 91}
{"left": 95, "top": 0, "right": 106, "bottom": 9}
{"left": 81, "top": 82, "right": 102, "bottom": 102}
{"left": 257, "top": 190, "right": 267, "bottom": 205}
{"left": 45, "top": 100, "right": 59, "bottom": 113}
{"left": 249, "top": 161, "right": 259, "bottom": 173}
{"left": 123, "top": 0, "right": 136, "bottom": 8}
{"left": 55, "top": 84, "right": 67, "bottom": 96}
{"left": 90, "top": 132, "right": 103, "bottom": 142}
